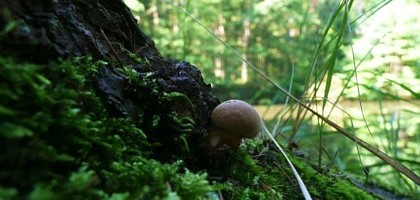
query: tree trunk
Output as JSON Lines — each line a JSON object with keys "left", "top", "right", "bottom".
{"left": 0, "top": 0, "right": 219, "bottom": 162}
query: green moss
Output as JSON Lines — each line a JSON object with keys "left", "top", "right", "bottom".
{"left": 226, "top": 146, "right": 375, "bottom": 200}
{"left": 225, "top": 150, "right": 284, "bottom": 199}
{"left": 0, "top": 56, "right": 214, "bottom": 199}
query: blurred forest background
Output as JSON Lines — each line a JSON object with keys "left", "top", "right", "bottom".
{"left": 125, "top": 0, "right": 419, "bottom": 194}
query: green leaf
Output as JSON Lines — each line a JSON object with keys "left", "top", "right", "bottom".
{"left": 0, "top": 122, "right": 33, "bottom": 138}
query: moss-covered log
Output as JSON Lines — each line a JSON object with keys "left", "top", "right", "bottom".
{"left": 0, "top": 0, "right": 219, "bottom": 162}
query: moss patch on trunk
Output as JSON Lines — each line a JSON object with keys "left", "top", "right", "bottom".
{"left": 0, "top": 57, "right": 213, "bottom": 199}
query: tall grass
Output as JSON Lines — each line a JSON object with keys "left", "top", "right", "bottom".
{"left": 277, "top": 0, "right": 420, "bottom": 192}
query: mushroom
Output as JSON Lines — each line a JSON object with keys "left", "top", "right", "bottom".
{"left": 201, "top": 99, "right": 261, "bottom": 153}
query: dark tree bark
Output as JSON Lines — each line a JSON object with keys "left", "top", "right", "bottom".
{"left": 0, "top": 0, "right": 219, "bottom": 164}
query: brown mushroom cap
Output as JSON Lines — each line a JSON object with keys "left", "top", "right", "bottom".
{"left": 211, "top": 99, "right": 261, "bottom": 138}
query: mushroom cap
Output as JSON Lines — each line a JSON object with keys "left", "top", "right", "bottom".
{"left": 211, "top": 99, "right": 261, "bottom": 138}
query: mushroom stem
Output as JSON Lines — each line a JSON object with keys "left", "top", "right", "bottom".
{"left": 201, "top": 127, "right": 242, "bottom": 153}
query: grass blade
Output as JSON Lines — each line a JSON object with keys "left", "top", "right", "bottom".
{"left": 262, "top": 120, "right": 313, "bottom": 200}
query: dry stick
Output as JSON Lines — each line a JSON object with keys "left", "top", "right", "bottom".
{"left": 298, "top": 101, "right": 420, "bottom": 185}
{"left": 256, "top": 66, "right": 420, "bottom": 185}
{"left": 100, "top": 29, "right": 123, "bottom": 64}
{"left": 166, "top": 0, "right": 420, "bottom": 185}
{"left": 253, "top": 65, "right": 420, "bottom": 185}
